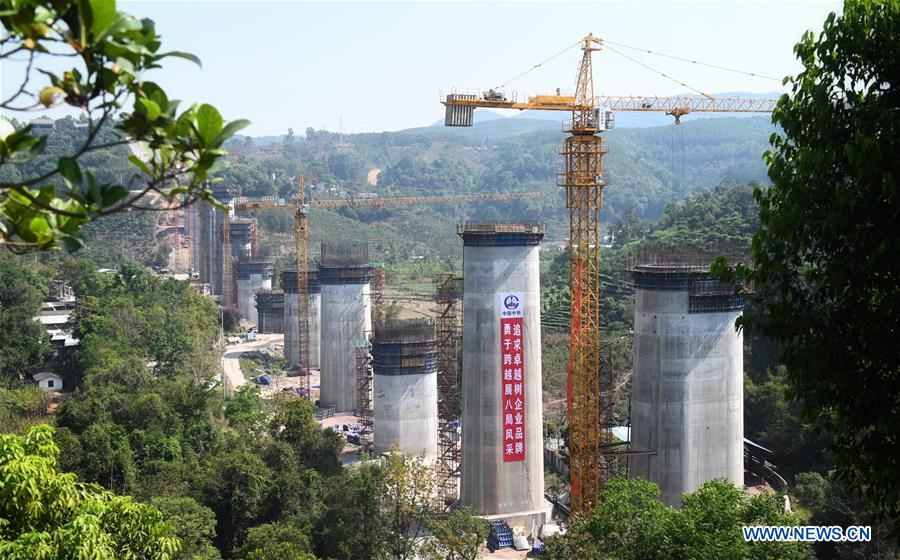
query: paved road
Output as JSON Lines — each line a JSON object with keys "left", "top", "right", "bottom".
{"left": 220, "top": 333, "right": 283, "bottom": 398}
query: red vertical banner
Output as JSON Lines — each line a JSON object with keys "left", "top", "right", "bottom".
{"left": 500, "top": 292, "right": 525, "bottom": 463}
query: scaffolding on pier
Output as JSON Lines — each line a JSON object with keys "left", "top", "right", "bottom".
{"left": 356, "top": 337, "right": 374, "bottom": 452}
{"left": 435, "top": 273, "right": 461, "bottom": 508}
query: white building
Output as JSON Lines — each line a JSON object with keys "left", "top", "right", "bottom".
{"left": 33, "top": 371, "right": 63, "bottom": 391}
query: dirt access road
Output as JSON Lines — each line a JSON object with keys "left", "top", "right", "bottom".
{"left": 220, "top": 333, "right": 283, "bottom": 398}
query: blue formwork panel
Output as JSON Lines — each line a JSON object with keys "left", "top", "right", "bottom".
{"left": 487, "top": 521, "right": 515, "bottom": 552}
{"left": 371, "top": 339, "right": 437, "bottom": 376}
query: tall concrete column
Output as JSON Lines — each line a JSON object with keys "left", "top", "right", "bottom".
{"left": 255, "top": 289, "right": 284, "bottom": 334}
{"left": 373, "top": 319, "right": 438, "bottom": 457}
{"left": 318, "top": 243, "right": 372, "bottom": 412}
{"left": 202, "top": 185, "right": 232, "bottom": 296}
{"left": 309, "top": 288, "right": 321, "bottom": 370}
{"left": 628, "top": 260, "right": 745, "bottom": 507}
{"left": 235, "top": 261, "right": 273, "bottom": 325}
{"left": 282, "top": 269, "right": 320, "bottom": 370}
{"left": 458, "top": 222, "right": 548, "bottom": 533}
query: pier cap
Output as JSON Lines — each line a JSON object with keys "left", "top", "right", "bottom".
{"left": 458, "top": 221, "right": 545, "bottom": 247}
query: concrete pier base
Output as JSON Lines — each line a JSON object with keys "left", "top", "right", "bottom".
{"left": 480, "top": 500, "right": 554, "bottom": 538}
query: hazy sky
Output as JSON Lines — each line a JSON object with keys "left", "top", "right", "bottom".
{"left": 2, "top": 1, "right": 842, "bottom": 136}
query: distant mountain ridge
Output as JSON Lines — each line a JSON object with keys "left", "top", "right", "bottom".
{"left": 222, "top": 114, "right": 777, "bottom": 260}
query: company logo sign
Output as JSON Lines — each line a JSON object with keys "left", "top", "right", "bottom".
{"left": 499, "top": 291, "right": 524, "bottom": 318}
{"left": 499, "top": 292, "right": 525, "bottom": 462}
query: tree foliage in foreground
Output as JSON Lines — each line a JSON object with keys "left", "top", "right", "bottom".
{"left": 720, "top": 0, "right": 900, "bottom": 518}
{"left": 0, "top": 424, "right": 181, "bottom": 559}
{"left": 425, "top": 507, "right": 489, "bottom": 560}
{"left": 0, "top": 0, "right": 247, "bottom": 251}
{"left": 792, "top": 471, "right": 900, "bottom": 559}
{"left": 0, "top": 254, "right": 52, "bottom": 381}
{"left": 542, "top": 477, "right": 812, "bottom": 560}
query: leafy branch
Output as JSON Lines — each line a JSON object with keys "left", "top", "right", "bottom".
{"left": 0, "top": 0, "right": 249, "bottom": 251}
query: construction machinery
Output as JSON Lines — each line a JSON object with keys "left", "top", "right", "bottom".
{"left": 221, "top": 180, "right": 543, "bottom": 400}
{"left": 443, "top": 34, "right": 775, "bottom": 513}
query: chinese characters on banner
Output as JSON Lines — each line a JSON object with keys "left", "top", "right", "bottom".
{"left": 500, "top": 292, "right": 525, "bottom": 462}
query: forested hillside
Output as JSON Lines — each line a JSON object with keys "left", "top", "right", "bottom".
{"left": 222, "top": 116, "right": 774, "bottom": 273}
{"left": 3, "top": 114, "right": 774, "bottom": 271}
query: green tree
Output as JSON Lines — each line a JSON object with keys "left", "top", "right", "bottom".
{"left": 0, "top": 424, "right": 181, "bottom": 559}
{"left": 269, "top": 396, "right": 343, "bottom": 475}
{"left": 729, "top": 0, "right": 900, "bottom": 517}
{"left": 235, "top": 522, "right": 315, "bottom": 560}
{"left": 542, "top": 477, "right": 674, "bottom": 560}
{"left": 744, "top": 367, "right": 831, "bottom": 480}
{"left": 150, "top": 497, "right": 222, "bottom": 560}
{"left": 381, "top": 453, "right": 438, "bottom": 560}
{"left": 0, "top": 0, "right": 248, "bottom": 250}
{"left": 225, "top": 384, "right": 265, "bottom": 436}
{"left": 543, "top": 477, "right": 811, "bottom": 560}
{"left": 792, "top": 472, "right": 828, "bottom": 513}
{"left": 313, "top": 462, "right": 385, "bottom": 560}
{"left": 797, "top": 471, "right": 900, "bottom": 559}
{"left": 0, "top": 383, "right": 51, "bottom": 432}
{"left": 425, "top": 507, "right": 489, "bottom": 560}
{"left": 76, "top": 420, "right": 138, "bottom": 494}
{"left": 195, "top": 445, "right": 273, "bottom": 552}
{"left": 0, "top": 255, "right": 52, "bottom": 381}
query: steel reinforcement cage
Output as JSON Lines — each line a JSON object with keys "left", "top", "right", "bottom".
{"left": 234, "top": 260, "right": 274, "bottom": 280}
{"left": 626, "top": 246, "right": 750, "bottom": 314}
{"left": 318, "top": 242, "right": 373, "bottom": 285}
{"left": 281, "top": 269, "right": 320, "bottom": 294}
{"left": 320, "top": 241, "right": 369, "bottom": 267}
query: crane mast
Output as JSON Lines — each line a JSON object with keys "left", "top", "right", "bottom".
{"left": 295, "top": 176, "right": 311, "bottom": 397}
{"left": 564, "top": 34, "right": 609, "bottom": 512}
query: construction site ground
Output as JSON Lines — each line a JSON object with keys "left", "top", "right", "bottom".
{"left": 478, "top": 546, "right": 530, "bottom": 559}
{"left": 220, "top": 333, "right": 283, "bottom": 397}
{"left": 319, "top": 413, "right": 366, "bottom": 466}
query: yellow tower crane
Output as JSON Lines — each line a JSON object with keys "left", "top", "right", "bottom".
{"left": 443, "top": 34, "right": 776, "bottom": 513}
{"left": 222, "top": 179, "right": 543, "bottom": 399}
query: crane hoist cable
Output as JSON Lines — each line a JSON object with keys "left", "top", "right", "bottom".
{"left": 604, "top": 43, "right": 714, "bottom": 99}
{"left": 601, "top": 38, "right": 781, "bottom": 82}
{"left": 493, "top": 39, "right": 582, "bottom": 91}
{"left": 681, "top": 122, "right": 685, "bottom": 201}
{"left": 668, "top": 118, "right": 686, "bottom": 200}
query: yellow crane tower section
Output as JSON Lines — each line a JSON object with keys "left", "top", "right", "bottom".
{"left": 442, "top": 33, "right": 775, "bottom": 514}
